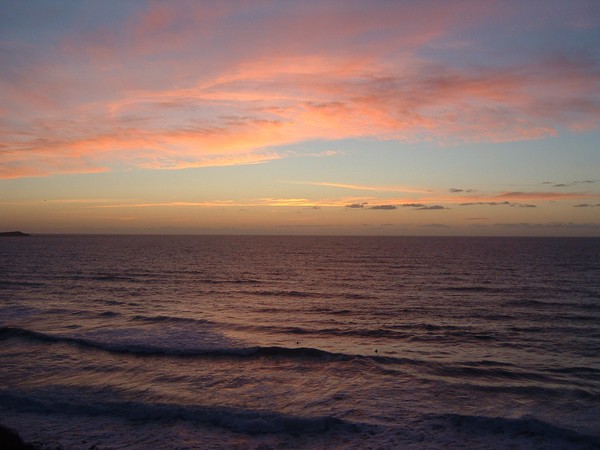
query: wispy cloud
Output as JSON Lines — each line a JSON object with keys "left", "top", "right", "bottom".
{"left": 298, "top": 182, "right": 431, "bottom": 194}
{"left": 2, "top": 2, "right": 599, "bottom": 178}
{"left": 89, "top": 198, "right": 337, "bottom": 209}
{"left": 90, "top": 201, "right": 241, "bottom": 208}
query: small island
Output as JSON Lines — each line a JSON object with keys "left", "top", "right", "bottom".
{"left": 0, "top": 231, "right": 31, "bottom": 237}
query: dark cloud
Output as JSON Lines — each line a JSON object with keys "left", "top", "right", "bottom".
{"left": 424, "top": 223, "right": 450, "bottom": 227}
{"left": 414, "top": 205, "right": 448, "bottom": 210}
{"left": 346, "top": 202, "right": 449, "bottom": 211}
{"left": 574, "top": 203, "right": 600, "bottom": 207}
{"left": 459, "top": 201, "right": 536, "bottom": 208}
{"left": 277, "top": 223, "right": 333, "bottom": 228}
{"left": 459, "top": 201, "right": 510, "bottom": 206}
{"left": 552, "top": 180, "right": 597, "bottom": 188}
{"left": 369, "top": 204, "right": 397, "bottom": 210}
{"left": 449, "top": 188, "right": 476, "bottom": 193}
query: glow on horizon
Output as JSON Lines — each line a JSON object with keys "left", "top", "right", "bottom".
{"left": 1, "top": 1, "right": 600, "bottom": 235}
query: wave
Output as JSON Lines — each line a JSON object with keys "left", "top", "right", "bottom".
{"left": 252, "top": 307, "right": 353, "bottom": 316}
{"left": 131, "top": 314, "right": 213, "bottom": 325}
{"left": 44, "top": 272, "right": 264, "bottom": 286}
{"left": 0, "top": 325, "right": 552, "bottom": 373}
{"left": 4, "top": 326, "right": 598, "bottom": 392}
{"left": 0, "top": 326, "right": 354, "bottom": 359}
{"left": 241, "top": 289, "right": 374, "bottom": 300}
{"left": 409, "top": 331, "right": 498, "bottom": 343}
{"left": 435, "top": 365, "right": 553, "bottom": 383}
{"left": 342, "top": 293, "right": 373, "bottom": 300}
{"left": 197, "top": 278, "right": 262, "bottom": 285}
{"left": 390, "top": 323, "right": 465, "bottom": 332}
{"left": 88, "top": 274, "right": 139, "bottom": 282}
{"left": 312, "top": 307, "right": 353, "bottom": 315}
{"left": 546, "top": 365, "right": 600, "bottom": 378}
{"left": 467, "top": 382, "right": 600, "bottom": 402}
{"left": 5, "top": 325, "right": 538, "bottom": 383}
{"left": 0, "top": 280, "right": 46, "bottom": 288}
{"left": 442, "top": 285, "right": 511, "bottom": 293}
{"left": 224, "top": 321, "right": 500, "bottom": 343}
{"left": 0, "top": 390, "right": 355, "bottom": 435}
{"left": 236, "top": 323, "right": 413, "bottom": 339}
{"left": 427, "top": 413, "right": 600, "bottom": 448}
{"left": 252, "top": 289, "right": 319, "bottom": 298}
{"left": 503, "top": 298, "right": 600, "bottom": 310}
{"left": 0, "top": 326, "right": 414, "bottom": 365}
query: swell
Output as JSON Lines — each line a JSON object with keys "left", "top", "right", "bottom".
{"left": 236, "top": 322, "right": 503, "bottom": 343}
{"left": 38, "top": 272, "right": 265, "bottom": 285}
{"left": 441, "top": 285, "right": 513, "bottom": 293}
{"left": 438, "top": 365, "right": 552, "bottom": 381}
{"left": 466, "top": 382, "right": 600, "bottom": 401}
{"left": 427, "top": 413, "right": 600, "bottom": 447}
{"left": 0, "top": 325, "right": 367, "bottom": 360}
{"left": 4, "top": 326, "right": 599, "bottom": 389}
{"left": 0, "top": 325, "right": 442, "bottom": 371}
{"left": 0, "top": 390, "right": 356, "bottom": 435}
{"left": 503, "top": 298, "right": 600, "bottom": 311}
{"left": 131, "top": 314, "right": 214, "bottom": 325}
{"left": 239, "top": 289, "right": 374, "bottom": 300}
{"left": 0, "top": 280, "right": 46, "bottom": 288}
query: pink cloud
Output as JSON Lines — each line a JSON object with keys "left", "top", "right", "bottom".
{"left": 1, "top": 2, "right": 599, "bottom": 178}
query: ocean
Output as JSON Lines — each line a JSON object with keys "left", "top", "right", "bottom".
{"left": 0, "top": 235, "right": 599, "bottom": 449}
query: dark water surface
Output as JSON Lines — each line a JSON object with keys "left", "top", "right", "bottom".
{"left": 1, "top": 235, "right": 599, "bottom": 449}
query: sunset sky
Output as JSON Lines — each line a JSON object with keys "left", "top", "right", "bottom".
{"left": 1, "top": 0, "right": 599, "bottom": 235}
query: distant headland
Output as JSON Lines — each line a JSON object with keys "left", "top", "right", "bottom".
{"left": 0, "top": 231, "right": 31, "bottom": 237}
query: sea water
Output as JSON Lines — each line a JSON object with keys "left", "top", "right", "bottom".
{"left": 0, "top": 235, "right": 599, "bottom": 449}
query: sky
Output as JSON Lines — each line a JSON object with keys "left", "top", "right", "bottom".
{"left": 1, "top": 0, "right": 600, "bottom": 236}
